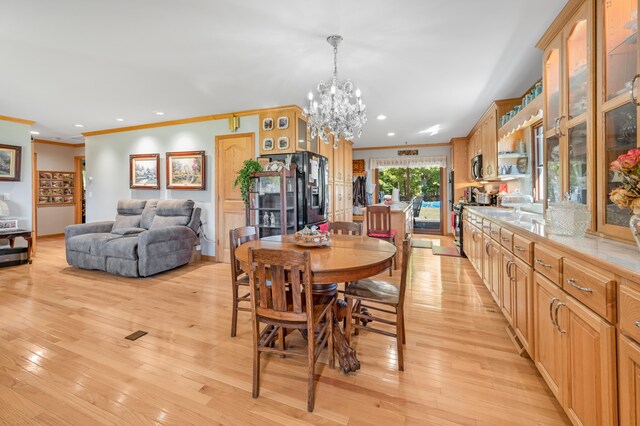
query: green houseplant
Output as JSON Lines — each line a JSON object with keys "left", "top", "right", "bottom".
{"left": 233, "top": 159, "right": 263, "bottom": 205}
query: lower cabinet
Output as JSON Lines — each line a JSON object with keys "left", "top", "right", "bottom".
{"left": 482, "top": 235, "right": 500, "bottom": 303}
{"left": 619, "top": 334, "right": 640, "bottom": 426}
{"left": 501, "top": 247, "right": 515, "bottom": 325}
{"left": 513, "top": 255, "right": 533, "bottom": 357}
{"left": 535, "top": 273, "right": 618, "bottom": 426}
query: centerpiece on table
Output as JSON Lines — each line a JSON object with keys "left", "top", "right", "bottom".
{"left": 609, "top": 148, "right": 640, "bottom": 251}
{"left": 294, "top": 225, "right": 331, "bottom": 247}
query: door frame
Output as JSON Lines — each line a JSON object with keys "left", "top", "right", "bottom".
{"left": 215, "top": 132, "right": 255, "bottom": 262}
{"left": 74, "top": 156, "right": 85, "bottom": 224}
{"left": 31, "top": 151, "right": 37, "bottom": 255}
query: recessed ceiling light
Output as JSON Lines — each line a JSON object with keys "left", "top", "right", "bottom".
{"left": 387, "top": 132, "right": 395, "bottom": 136}
{"left": 115, "top": 118, "right": 124, "bottom": 122}
{"left": 377, "top": 114, "right": 387, "bottom": 120}
{"left": 74, "top": 124, "right": 84, "bottom": 128}
{"left": 30, "top": 131, "right": 40, "bottom": 135}
{"left": 154, "top": 111, "right": 165, "bottom": 116}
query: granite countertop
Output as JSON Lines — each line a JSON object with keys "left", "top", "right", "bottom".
{"left": 368, "top": 202, "right": 411, "bottom": 212}
{"left": 465, "top": 206, "right": 640, "bottom": 279}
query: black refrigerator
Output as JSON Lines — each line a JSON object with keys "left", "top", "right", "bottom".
{"left": 259, "top": 151, "right": 329, "bottom": 229}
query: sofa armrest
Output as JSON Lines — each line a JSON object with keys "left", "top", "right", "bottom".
{"left": 138, "top": 225, "right": 196, "bottom": 246}
{"left": 65, "top": 221, "right": 115, "bottom": 240}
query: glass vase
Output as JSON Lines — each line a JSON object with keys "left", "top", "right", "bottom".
{"left": 631, "top": 215, "right": 640, "bottom": 252}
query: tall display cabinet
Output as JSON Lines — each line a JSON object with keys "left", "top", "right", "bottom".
{"left": 318, "top": 135, "right": 353, "bottom": 222}
{"left": 597, "top": 0, "right": 640, "bottom": 241}
{"left": 539, "top": 0, "right": 595, "bottom": 231}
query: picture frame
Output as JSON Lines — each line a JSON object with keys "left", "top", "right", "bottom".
{"left": 277, "top": 136, "right": 289, "bottom": 150}
{"left": 0, "top": 218, "right": 18, "bottom": 230}
{"left": 129, "top": 153, "right": 160, "bottom": 189}
{"left": 262, "top": 138, "right": 274, "bottom": 151}
{"left": 0, "top": 144, "right": 22, "bottom": 182}
{"left": 262, "top": 118, "right": 274, "bottom": 131}
{"left": 277, "top": 116, "right": 289, "bottom": 130}
{"left": 166, "top": 151, "right": 206, "bottom": 190}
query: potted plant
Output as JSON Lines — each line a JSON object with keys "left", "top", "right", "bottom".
{"left": 609, "top": 148, "right": 640, "bottom": 250}
{"left": 233, "top": 159, "right": 263, "bottom": 206}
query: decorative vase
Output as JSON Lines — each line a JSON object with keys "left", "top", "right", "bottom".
{"left": 631, "top": 215, "right": 640, "bottom": 252}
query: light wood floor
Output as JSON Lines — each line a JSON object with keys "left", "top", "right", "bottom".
{"left": 0, "top": 237, "right": 570, "bottom": 425}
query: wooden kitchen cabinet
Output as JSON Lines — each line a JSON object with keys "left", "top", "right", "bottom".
{"left": 538, "top": 0, "right": 595, "bottom": 224}
{"left": 513, "top": 255, "right": 534, "bottom": 357}
{"left": 318, "top": 136, "right": 352, "bottom": 222}
{"left": 535, "top": 273, "right": 565, "bottom": 401}
{"left": 482, "top": 234, "right": 500, "bottom": 303}
{"left": 501, "top": 247, "right": 516, "bottom": 326}
{"left": 596, "top": 0, "right": 640, "bottom": 241}
{"left": 619, "top": 334, "right": 640, "bottom": 426}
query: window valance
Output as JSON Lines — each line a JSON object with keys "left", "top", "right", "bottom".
{"left": 369, "top": 156, "right": 447, "bottom": 170}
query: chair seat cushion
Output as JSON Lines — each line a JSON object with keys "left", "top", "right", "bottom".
{"left": 102, "top": 236, "right": 139, "bottom": 260}
{"left": 111, "top": 227, "right": 146, "bottom": 236}
{"left": 345, "top": 278, "right": 399, "bottom": 304}
{"left": 367, "top": 230, "right": 397, "bottom": 238}
{"left": 66, "top": 233, "right": 121, "bottom": 256}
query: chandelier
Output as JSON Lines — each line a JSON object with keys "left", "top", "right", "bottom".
{"left": 303, "top": 34, "right": 367, "bottom": 148}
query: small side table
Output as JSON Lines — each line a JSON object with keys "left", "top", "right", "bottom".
{"left": 0, "top": 229, "right": 33, "bottom": 264}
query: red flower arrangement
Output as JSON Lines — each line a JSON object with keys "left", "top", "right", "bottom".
{"left": 609, "top": 148, "right": 640, "bottom": 214}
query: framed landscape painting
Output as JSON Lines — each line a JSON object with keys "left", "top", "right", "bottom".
{"left": 166, "top": 151, "right": 205, "bottom": 190}
{"left": 0, "top": 144, "right": 22, "bottom": 182}
{"left": 130, "top": 153, "right": 160, "bottom": 189}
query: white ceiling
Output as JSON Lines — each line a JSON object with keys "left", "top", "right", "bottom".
{"left": 1, "top": 0, "right": 565, "bottom": 147}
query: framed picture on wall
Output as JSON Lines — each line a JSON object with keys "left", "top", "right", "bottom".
{"left": 166, "top": 151, "right": 206, "bottom": 190}
{"left": 0, "top": 144, "right": 22, "bottom": 182}
{"left": 262, "top": 138, "right": 274, "bottom": 151}
{"left": 262, "top": 118, "right": 274, "bottom": 131}
{"left": 129, "top": 153, "right": 160, "bottom": 189}
{"left": 277, "top": 116, "right": 289, "bottom": 129}
{"left": 277, "top": 136, "right": 289, "bottom": 150}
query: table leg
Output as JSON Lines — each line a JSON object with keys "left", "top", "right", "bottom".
{"left": 25, "top": 236, "right": 33, "bottom": 264}
{"left": 8, "top": 236, "right": 15, "bottom": 249}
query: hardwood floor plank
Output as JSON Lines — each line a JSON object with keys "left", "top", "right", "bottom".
{"left": 0, "top": 236, "right": 569, "bottom": 425}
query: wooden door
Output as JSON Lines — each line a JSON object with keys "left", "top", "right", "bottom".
{"left": 619, "top": 334, "right": 640, "bottom": 426}
{"left": 562, "top": 295, "right": 617, "bottom": 426}
{"left": 534, "top": 273, "right": 564, "bottom": 401}
{"left": 513, "top": 256, "right": 534, "bottom": 357}
{"left": 215, "top": 133, "right": 255, "bottom": 263}
{"left": 501, "top": 247, "right": 515, "bottom": 326}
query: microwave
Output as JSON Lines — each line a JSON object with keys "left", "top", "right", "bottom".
{"left": 471, "top": 154, "right": 483, "bottom": 180}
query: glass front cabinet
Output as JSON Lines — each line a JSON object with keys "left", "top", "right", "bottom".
{"left": 247, "top": 166, "right": 298, "bottom": 238}
{"left": 597, "top": 0, "right": 640, "bottom": 240}
{"left": 541, "top": 0, "right": 596, "bottom": 230}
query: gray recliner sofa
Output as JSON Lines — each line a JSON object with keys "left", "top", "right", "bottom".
{"left": 65, "top": 199, "right": 201, "bottom": 277}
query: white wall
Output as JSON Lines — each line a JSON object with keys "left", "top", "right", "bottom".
{"left": 0, "top": 120, "right": 32, "bottom": 239}
{"left": 353, "top": 145, "right": 453, "bottom": 233}
{"left": 34, "top": 143, "right": 85, "bottom": 236}
{"left": 84, "top": 116, "right": 259, "bottom": 256}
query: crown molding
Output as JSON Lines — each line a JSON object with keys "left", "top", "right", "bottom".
{"left": 536, "top": 0, "right": 583, "bottom": 49}
{"left": 32, "top": 139, "right": 85, "bottom": 148}
{"left": 352, "top": 142, "right": 450, "bottom": 152}
{"left": 82, "top": 105, "right": 302, "bottom": 137}
{"left": 0, "top": 115, "right": 35, "bottom": 125}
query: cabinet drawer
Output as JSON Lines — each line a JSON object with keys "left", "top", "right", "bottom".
{"left": 489, "top": 222, "right": 501, "bottom": 242}
{"left": 513, "top": 234, "right": 533, "bottom": 265}
{"left": 499, "top": 228, "right": 513, "bottom": 251}
{"left": 482, "top": 219, "right": 492, "bottom": 235}
{"left": 620, "top": 281, "right": 640, "bottom": 343}
{"left": 533, "top": 245, "right": 562, "bottom": 285}
{"left": 562, "top": 258, "right": 616, "bottom": 323}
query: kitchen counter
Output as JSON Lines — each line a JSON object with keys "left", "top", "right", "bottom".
{"left": 465, "top": 206, "right": 640, "bottom": 280}
{"left": 368, "top": 202, "right": 411, "bottom": 212}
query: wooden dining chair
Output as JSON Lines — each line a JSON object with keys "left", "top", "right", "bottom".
{"left": 328, "top": 221, "right": 362, "bottom": 236}
{"left": 366, "top": 205, "right": 396, "bottom": 275}
{"left": 345, "top": 235, "right": 412, "bottom": 371}
{"left": 229, "top": 225, "right": 259, "bottom": 337}
{"left": 247, "top": 247, "right": 335, "bottom": 412}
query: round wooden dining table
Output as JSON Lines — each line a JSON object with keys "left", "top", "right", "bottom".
{"left": 235, "top": 233, "right": 396, "bottom": 373}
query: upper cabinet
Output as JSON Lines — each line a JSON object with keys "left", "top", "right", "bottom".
{"left": 259, "top": 107, "right": 310, "bottom": 156}
{"left": 597, "top": 0, "right": 640, "bottom": 240}
{"left": 538, "top": 0, "right": 595, "bottom": 230}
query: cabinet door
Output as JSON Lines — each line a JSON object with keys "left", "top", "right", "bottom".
{"left": 619, "top": 334, "right": 640, "bottom": 426}
{"left": 490, "top": 241, "right": 501, "bottom": 303}
{"left": 334, "top": 140, "right": 344, "bottom": 183}
{"left": 482, "top": 235, "right": 491, "bottom": 291}
{"left": 483, "top": 111, "right": 498, "bottom": 178}
{"left": 501, "top": 248, "right": 515, "bottom": 326}
{"left": 327, "top": 180, "right": 334, "bottom": 221}
{"left": 534, "top": 273, "right": 564, "bottom": 401}
{"left": 545, "top": 34, "right": 563, "bottom": 138}
{"left": 513, "top": 256, "right": 534, "bottom": 357}
{"left": 335, "top": 183, "right": 344, "bottom": 213}
{"left": 319, "top": 140, "right": 334, "bottom": 181}
{"left": 597, "top": 0, "right": 640, "bottom": 239}
{"left": 344, "top": 142, "right": 353, "bottom": 182}
{"left": 561, "top": 295, "right": 617, "bottom": 426}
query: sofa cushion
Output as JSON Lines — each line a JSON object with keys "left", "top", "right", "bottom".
{"left": 113, "top": 214, "right": 141, "bottom": 230}
{"left": 66, "top": 233, "right": 121, "bottom": 255}
{"left": 150, "top": 199, "right": 194, "bottom": 229}
{"left": 140, "top": 199, "right": 159, "bottom": 229}
{"left": 110, "top": 227, "right": 145, "bottom": 236}
{"left": 102, "top": 236, "right": 139, "bottom": 260}
{"left": 117, "top": 199, "right": 147, "bottom": 215}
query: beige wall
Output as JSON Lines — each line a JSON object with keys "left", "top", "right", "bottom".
{"left": 34, "top": 142, "right": 85, "bottom": 236}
